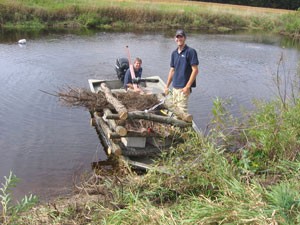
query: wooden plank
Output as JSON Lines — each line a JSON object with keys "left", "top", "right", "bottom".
{"left": 123, "top": 157, "right": 171, "bottom": 175}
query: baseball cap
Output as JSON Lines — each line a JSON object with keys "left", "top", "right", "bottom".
{"left": 175, "top": 29, "right": 186, "bottom": 37}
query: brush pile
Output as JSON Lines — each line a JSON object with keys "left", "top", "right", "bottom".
{"left": 55, "top": 84, "right": 194, "bottom": 156}
{"left": 57, "top": 86, "right": 178, "bottom": 140}
{"left": 57, "top": 86, "right": 161, "bottom": 112}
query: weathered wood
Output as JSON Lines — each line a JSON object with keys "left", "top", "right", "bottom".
{"left": 105, "top": 111, "right": 191, "bottom": 128}
{"left": 93, "top": 112, "right": 122, "bottom": 155}
{"left": 155, "top": 93, "right": 193, "bottom": 122}
{"left": 123, "top": 156, "right": 171, "bottom": 174}
{"left": 105, "top": 113, "right": 126, "bottom": 120}
{"left": 100, "top": 83, "right": 128, "bottom": 120}
{"left": 90, "top": 118, "right": 96, "bottom": 127}
{"left": 103, "top": 108, "right": 127, "bottom": 136}
{"left": 108, "top": 132, "right": 120, "bottom": 139}
{"left": 164, "top": 104, "right": 193, "bottom": 122}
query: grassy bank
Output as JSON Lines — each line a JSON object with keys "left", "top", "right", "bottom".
{"left": 0, "top": 0, "right": 299, "bottom": 38}
{"left": 6, "top": 97, "right": 300, "bottom": 224}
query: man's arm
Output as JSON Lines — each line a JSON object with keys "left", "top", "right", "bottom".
{"left": 182, "top": 64, "right": 198, "bottom": 95}
{"left": 123, "top": 69, "right": 132, "bottom": 89}
{"left": 165, "top": 67, "right": 175, "bottom": 94}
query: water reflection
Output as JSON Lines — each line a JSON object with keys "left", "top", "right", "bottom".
{"left": 2, "top": 27, "right": 300, "bottom": 49}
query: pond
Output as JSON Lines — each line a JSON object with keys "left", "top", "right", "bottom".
{"left": 0, "top": 29, "right": 299, "bottom": 201}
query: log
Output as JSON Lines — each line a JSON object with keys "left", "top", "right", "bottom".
{"left": 100, "top": 82, "right": 128, "bottom": 120}
{"left": 105, "top": 111, "right": 191, "bottom": 128}
{"left": 164, "top": 105, "right": 193, "bottom": 123}
{"left": 105, "top": 113, "right": 126, "bottom": 120}
{"left": 103, "top": 108, "right": 127, "bottom": 136}
{"left": 129, "top": 111, "right": 191, "bottom": 127}
{"left": 90, "top": 118, "right": 96, "bottom": 127}
{"left": 156, "top": 93, "right": 193, "bottom": 122}
{"left": 93, "top": 112, "right": 122, "bottom": 155}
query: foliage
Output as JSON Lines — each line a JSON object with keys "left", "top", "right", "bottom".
{"left": 0, "top": 0, "right": 298, "bottom": 39}
{"left": 0, "top": 171, "right": 38, "bottom": 225}
{"left": 13, "top": 75, "right": 300, "bottom": 224}
{"left": 97, "top": 126, "right": 300, "bottom": 224}
{"left": 281, "top": 11, "right": 300, "bottom": 38}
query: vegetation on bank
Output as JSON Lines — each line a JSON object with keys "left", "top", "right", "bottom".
{"left": 2, "top": 57, "right": 300, "bottom": 224}
{"left": 1, "top": 172, "right": 38, "bottom": 225}
{"left": 0, "top": 0, "right": 300, "bottom": 39}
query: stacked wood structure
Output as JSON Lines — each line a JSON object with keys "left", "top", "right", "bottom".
{"left": 88, "top": 76, "right": 196, "bottom": 162}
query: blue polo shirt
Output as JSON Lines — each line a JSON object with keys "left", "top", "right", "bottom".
{"left": 170, "top": 45, "right": 199, "bottom": 88}
{"left": 123, "top": 67, "right": 143, "bottom": 89}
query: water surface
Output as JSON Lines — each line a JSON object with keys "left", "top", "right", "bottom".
{"left": 0, "top": 30, "right": 299, "bottom": 200}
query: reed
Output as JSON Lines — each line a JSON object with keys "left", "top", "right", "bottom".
{"left": 0, "top": 172, "right": 38, "bottom": 225}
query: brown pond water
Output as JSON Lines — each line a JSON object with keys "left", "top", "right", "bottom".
{"left": 0, "top": 29, "right": 299, "bottom": 201}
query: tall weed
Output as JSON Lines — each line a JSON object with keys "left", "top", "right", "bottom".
{"left": 281, "top": 11, "right": 300, "bottom": 37}
{"left": 264, "top": 182, "right": 300, "bottom": 224}
{"left": 0, "top": 171, "right": 38, "bottom": 225}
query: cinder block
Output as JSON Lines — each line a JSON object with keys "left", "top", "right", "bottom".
{"left": 121, "top": 137, "right": 146, "bottom": 148}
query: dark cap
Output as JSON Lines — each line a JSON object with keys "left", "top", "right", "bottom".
{"left": 175, "top": 29, "right": 186, "bottom": 37}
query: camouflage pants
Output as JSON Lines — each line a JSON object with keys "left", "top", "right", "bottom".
{"left": 171, "top": 88, "right": 189, "bottom": 113}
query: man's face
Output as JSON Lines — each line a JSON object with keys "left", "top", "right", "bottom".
{"left": 134, "top": 60, "right": 142, "bottom": 70}
{"left": 175, "top": 35, "right": 185, "bottom": 47}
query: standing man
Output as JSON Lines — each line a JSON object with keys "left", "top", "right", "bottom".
{"left": 124, "top": 57, "right": 143, "bottom": 90}
{"left": 165, "top": 29, "right": 199, "bottom": 113}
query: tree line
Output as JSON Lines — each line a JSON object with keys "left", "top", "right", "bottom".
{"left": 192, "top": 0, "right": 300, "bottom": 10}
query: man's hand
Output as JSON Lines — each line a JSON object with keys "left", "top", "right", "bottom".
{"left": 164, "top": 86, "right": 169, "bottom": 95}
{"left": 132, "top": 77, "right": 141, "bottom": 84}
{"left": 182, "top": 86, "right": 191, "bottom": 96}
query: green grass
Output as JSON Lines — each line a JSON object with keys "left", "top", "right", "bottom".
{"left": 0, "top": 0, "right": 299, "bottom": 38}
{"left": 13, "top": 109, "right": 300, "bottom": 224}
{"left": 0, "top": 172, "right": 38, "bottom": 225}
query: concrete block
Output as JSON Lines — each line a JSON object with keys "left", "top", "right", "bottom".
{"left": 121, "top": 137, "right": 146, "bottom": 148}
